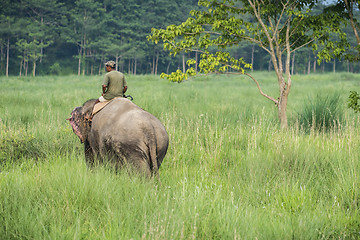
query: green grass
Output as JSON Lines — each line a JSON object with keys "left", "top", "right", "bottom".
{"left": 297, "top": 92, "right": 344, "bottom": 132}
{"left": 0, "top": 72, "right": 360, "bottom": 239}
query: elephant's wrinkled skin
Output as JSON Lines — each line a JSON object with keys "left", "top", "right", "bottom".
{"left": 68, "top": 98, "right": 169, "bottom": 176}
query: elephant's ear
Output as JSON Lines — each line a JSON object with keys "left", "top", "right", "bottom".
{"left": 68, "top": 109, "right": 85, "bottom": 143}
{"left": 82, "top": 99, "right": 96, "bottom": 119}
{"left": 84, "top": 111, "right": 92, "bottom": 121}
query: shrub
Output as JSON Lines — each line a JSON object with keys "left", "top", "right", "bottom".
{"left": 298, "top": 92, "right": 343, "bottom": 132}
{"left": 0, "top": 127, "right": 46, "bottom": 167}
{"left": 348, "top": 91, "right": 360, "bottom": 113}
{"left": 49, "top": 62, "right": 61, "bottom": 75}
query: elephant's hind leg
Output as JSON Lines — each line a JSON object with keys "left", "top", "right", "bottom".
{"left": 131, "top": 158, "right": 152, "bottom": 177}
{"left": 117, "top": 149, "right": 151, "bottom": 177}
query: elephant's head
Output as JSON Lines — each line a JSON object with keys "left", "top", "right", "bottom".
{"left": 68, "top": 99, "right": 96, "bottom": 143}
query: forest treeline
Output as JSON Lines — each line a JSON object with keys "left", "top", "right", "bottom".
{"left": 0, "top": 0, "right": 359, "bottom": 76}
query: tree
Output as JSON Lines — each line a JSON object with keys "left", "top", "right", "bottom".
{"left": 0, "top": 16, "right": 15, "bottom": 77}
{"left": 21, "top": 0, "right": 66, "bottom": 64}
{"left": 341, "top": 0, "right": 360, "bottom": 53}
{"left": 324, "top": 0, "right": 359, "bottom": 60}
{"left": 16, "top": 37, "right": 52, "bottom": 77}
{"left": 326, "top": 1, "right": 360, "bottom": 112}
{"left": 101, "top": 0, "right": 140, "bottom": 73}
{"left": 65, "top": 0, "right": 105, "bottom": 75}
{"left": 344, "top": 0, "right": 360, "bottom": 57}
{"left": 0, "top": 0, "right": 18, "bottom": 76}
{"left": 149, "top": 0, "right": 344, "bottom": 128}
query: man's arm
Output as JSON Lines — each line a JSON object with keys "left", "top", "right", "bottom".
{"left": 102, "top": 85, "right": 107, "bottom": 96}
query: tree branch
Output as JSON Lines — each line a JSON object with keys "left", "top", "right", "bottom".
{"left": 244, "top": 72, "right": 278, "bottom": 104}
{"left": 290, "top": 38, "right": 316, "bottom": 53}
{"left": 344, "top": 0, "right": 360, "bottom": 45}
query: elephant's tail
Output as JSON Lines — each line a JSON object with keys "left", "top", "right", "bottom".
{"left": 149, "top": 138, "right": 159, "bottom": 176}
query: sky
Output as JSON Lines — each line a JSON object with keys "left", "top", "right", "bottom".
{"left": 323, "top": 0, "right": 336, "bottom": 4}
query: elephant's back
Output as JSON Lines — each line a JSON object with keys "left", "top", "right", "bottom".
{"left": 93, "top": 99, "right": 138, "bottom": 121}
{"left": 92, "top": 98, "right": 165, "bottom": 134}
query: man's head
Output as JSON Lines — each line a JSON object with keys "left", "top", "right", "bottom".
{"left": 105, "top": 60, "right": 116, "bottom": 72}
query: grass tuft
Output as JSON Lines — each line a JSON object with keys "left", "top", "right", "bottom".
{"left": 297, "top": 92, "right": 344, "bottom": 133}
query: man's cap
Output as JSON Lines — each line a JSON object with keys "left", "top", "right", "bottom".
{"left": 105, "top": 60, "right": 116, "bottom": 68}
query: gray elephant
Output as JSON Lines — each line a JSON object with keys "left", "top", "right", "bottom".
{"left": 68, "top": 98, "right": 169, "bottom": 177}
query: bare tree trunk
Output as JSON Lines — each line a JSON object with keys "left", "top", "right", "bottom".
{"left": 291, "top": 51, "right": 295, "bottom": 75}
{"left": 166, "top": 61, "right": 170, "bottom": 74}
{"left": 307, "top": 54, "right": 311, "bottom": 74}
{"left": 115, "top": 56, "right": 119, "bottom": 71}
{"left": 19, "top": 57, "right": 23, "bottom": 77}
{"left": 32, "top": 60, "right": 36, "bottom": 77}
{"left": 333, "top": 59, "right": 336, "bottom": 73}
{"left": 40, "top": 16, "right": 44, "bottom": 63}
{"left": 182, "top": 54, "right": 185, "bottom": 73}
{"left": 0, "top": 43, "right": 3, "bottom": 74}
{"left": 99, "top": 58, "right": 102, "bottom": 75}
{"left": 251, "top": 45, "right": 255, "bottom": 72}
{"left": 6, "top": 38, "right": 9, "bottom": 77}
{"left": 278, "top": 91, "right": 289, "bottom": 129}
{"left": 277, "top": 64, "right": 291, "bottom": 129}
{"left": 313, "top": 56, "right": 317, "bottom": 73}
{"left": 128, "top": 59, "right": 131, "bottom": 74}
{"left": 268, "top": 58, "right": 271, "bottom": 71}
{"left": 78, "top": 48, "right": 82, "bottom": 76}
{"left": 155, "top": 52, "right": 159, "bottom": 75}
{"left": 152, "top": 55, "right": 155, "bottom": 74}
{"left": 82, "top": 50, "right": 86, "bottom": 76}
{"left": 23, "top": 57, "right": 26, "bottom": 76}
{"left": 134, "top": 57, "right": 137, "bottom": 75}
{"left": 195, "top": 51, "right": 198, "bottom": 73}
{"left": 25, "top": 60, "right": 28, "bottom": 76}
{"left": 82, "top": 33, "right": 87, "bottom": 76}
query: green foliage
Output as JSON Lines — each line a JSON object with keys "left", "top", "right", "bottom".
{"left": 348, "top": 90, "right": 360, "bottom": 113}
{"left": 49, "top": 62, "right": 61, "bottom": 75}
{"left": 323, "top": 0, "right": 360, "bottom": 62}
{"left": 148, "top": 0, "right": 345, "bottom": 83}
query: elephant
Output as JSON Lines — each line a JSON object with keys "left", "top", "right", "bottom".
{"left": 68, "top": 98, "right": 169, "bottom": 177}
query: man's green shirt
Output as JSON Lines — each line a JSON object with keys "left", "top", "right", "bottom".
{"left": 103, "top": 71, "right": 127, "bottom": 100}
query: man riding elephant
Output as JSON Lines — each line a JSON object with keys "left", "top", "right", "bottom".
{"left": 68, "top": 61, "right": 168, "bottom": 177}
{"left": 97, "top": 60, "right": 127, "bottom": 104}
{"left": 90, "top": 60, "right": 127, "bottom": 119}
{"left": 68, "top": 98, "right": 169, "bottom": 177}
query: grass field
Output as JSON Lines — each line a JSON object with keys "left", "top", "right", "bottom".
{"left": 0, "top": 72, "right": 360, "bottom": 239}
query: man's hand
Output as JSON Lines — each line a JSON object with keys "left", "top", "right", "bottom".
{"left": 102, "top": 85, "right": 107, "bottom": 95}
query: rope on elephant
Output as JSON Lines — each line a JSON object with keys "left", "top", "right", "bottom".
{"left": 124, "top": 95, "right": 134, "bottom": 101}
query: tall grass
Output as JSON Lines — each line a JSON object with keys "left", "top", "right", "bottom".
{"left": 0, "top": 73, "right": 360, "bottom": 239}
{"left": 297, "top": 92, "right": 344, "bottom": 132}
